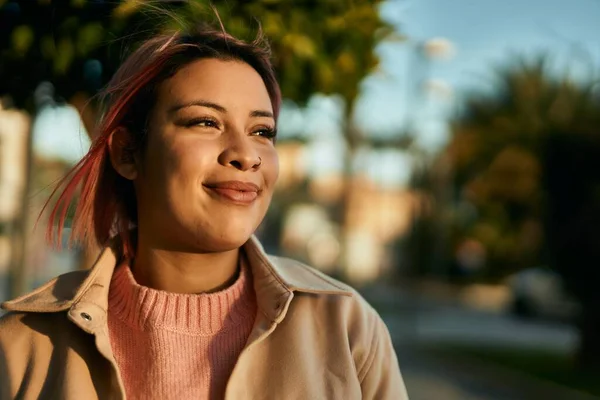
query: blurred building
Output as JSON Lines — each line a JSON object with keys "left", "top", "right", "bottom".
{"left": 344, "top": 174, "right": 418, "bottom": 282}
{"left": 275, "top": 141, "right": 418, "bottom": 284}
{"left": 0, "top": 105, "right": 29, "bottom": 223}
{"left": 275, "top": 141, "right": 308, "bottom": 190}
{"left": 0, "top": 102, "right": 85, "bottom": 300}
{"left": 0, "top": 104, "right": 30, "bottom": 299}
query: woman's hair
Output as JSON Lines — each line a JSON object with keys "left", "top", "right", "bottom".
{"left": 45, "top": 24, "right": 282, "bottom": 257}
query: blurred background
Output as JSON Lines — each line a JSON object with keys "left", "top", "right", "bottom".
{"left": 1, "top": 0, "right": 600, "bottom": 398}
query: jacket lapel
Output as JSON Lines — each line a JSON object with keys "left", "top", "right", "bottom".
{"left": 1, "top": 239, "right": 121, "bottom": 313}
{"left": 3, "top": 235, "right": 351, "bottom": 317}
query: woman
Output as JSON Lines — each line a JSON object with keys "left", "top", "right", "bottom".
{"left": 0, "top": 24, "right": 407, "bottom": 400}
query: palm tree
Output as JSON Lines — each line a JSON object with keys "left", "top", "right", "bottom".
{"left": 439, "top": 56, "right": 600, "bottom": 371}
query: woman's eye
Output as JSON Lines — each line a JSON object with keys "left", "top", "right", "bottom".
{"left": 185, "top": 118, "right": 219, "bottom": 128}
{"left": 252, "top": 127, "right": 277, "bottom": 140}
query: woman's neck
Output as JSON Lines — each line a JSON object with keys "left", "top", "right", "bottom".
{"left": 130, "top": 241, "right": 241, "bottom": 294}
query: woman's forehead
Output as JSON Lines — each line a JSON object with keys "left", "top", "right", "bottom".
{"left": 156, "top": 58, "right": 273, "bottom": 113}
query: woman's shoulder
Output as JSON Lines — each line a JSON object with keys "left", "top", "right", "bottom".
{"left": 0, "top": 268, "right": 92, "bottom": 344}
{"left": 0, "top": 310, "right": 72, "bottom": 367}
{"left": 0, "top": 307, "right": 108, "bottom": 399}
{"left": 0, "top": 310, "right": 29, "bottom": 335}
{"left": 266, "top": 255, "right": 386, "bottom": 328}
{"left": 266, "top": 255, "right": 404, "bottom": 394}
{"left": 0, "top": 307, "right": 74, "bottom": 338}
{"left": 1, "top": 269, "right": 91, "bottom": 313}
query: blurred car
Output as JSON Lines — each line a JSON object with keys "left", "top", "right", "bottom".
{"left": 508, "top": 267, "right": 580, "bottom": 322}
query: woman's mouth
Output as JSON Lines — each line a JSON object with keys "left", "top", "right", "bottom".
{"left": 203, "top": 181, "right": 260, "bottom": 205}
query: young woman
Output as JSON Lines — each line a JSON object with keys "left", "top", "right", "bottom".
{"left": 0, "top": 24, "right": 407, "bottom": 399}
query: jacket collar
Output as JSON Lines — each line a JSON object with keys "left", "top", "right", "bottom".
{"left": 1, "top": 235, "right": 352, "bottom": 323}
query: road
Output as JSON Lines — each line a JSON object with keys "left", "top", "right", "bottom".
{"left": 360, "top": 285, "right": 597, "bottom": 400}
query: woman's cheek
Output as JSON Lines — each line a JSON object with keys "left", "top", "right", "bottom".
{"left": 175, "top": 141, "right": 214, "bottom": 174}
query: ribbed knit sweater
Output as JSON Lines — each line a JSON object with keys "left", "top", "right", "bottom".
{"left": 107, "top": 259, "right": 257, "bottom": 400}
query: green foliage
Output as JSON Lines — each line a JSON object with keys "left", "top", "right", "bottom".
{"left": 1, "top": 0, "right": 130, "bottom": 110}
{"left": 432, "top": 57, "right": 600, "bottom": 279}
{"left": 166, "top": 0, "right": 391, "bottom": 105}
{"left": 0, "top": 0, "right": 391, "bottom": 111}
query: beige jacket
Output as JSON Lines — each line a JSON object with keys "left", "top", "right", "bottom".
{"left": 0, "top": 236, "right": 408, "bottom": 399}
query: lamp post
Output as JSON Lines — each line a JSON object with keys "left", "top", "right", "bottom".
{"left": 402, "top": 37, "right": 456, "bottom": 278}
{"left": 405, "top": 37, "right": 455, "bottom": 136}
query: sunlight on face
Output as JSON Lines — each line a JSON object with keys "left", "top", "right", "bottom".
{"left": 135, "top": 58, "right": 279, "bottom": 252}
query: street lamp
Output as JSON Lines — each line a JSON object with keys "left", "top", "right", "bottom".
{"left": 422, "top": 37, "right": 456, "bottom": 61}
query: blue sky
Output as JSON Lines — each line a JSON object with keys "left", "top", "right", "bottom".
{"left": 35, "top": 0, "right": 600, "bottom": 182}
{"left": 33, "top": 105, "right": 90, "bottom": 163}
{"left": 353, "top": 0, "right": 600, "bottom": 149}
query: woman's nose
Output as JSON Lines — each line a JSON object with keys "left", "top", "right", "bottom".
{"left": 218, "top": 132, "right": 262, "bottom": 171}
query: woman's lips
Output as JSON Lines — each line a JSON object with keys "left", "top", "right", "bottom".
{"left": 203, "top": 181, "right": 260, "bottom": 205}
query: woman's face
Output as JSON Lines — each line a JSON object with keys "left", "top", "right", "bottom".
{"left": 132, "top": 58, "right": 279, "bottom": 252}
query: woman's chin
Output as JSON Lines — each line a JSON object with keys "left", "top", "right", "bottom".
{"left": 192, "top": 227, "right": 256, "bottom": 253}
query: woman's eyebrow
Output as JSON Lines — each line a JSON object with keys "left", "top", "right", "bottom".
{"left": 250, "top": 110, "right": 274, "bottom": 119}
{"left": 168, "top": 100, "right": 226, "bottom": 114}
{"left": 168, "top": 100, "right": 273, "bottom": 119}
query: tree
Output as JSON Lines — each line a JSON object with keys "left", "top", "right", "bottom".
{"left": 543, "top": 127, "right": 600, "bottom": 372}
{"left": 437, "top": 57, "right": 600, "bottom": 371}
{"left": 1, "top": 0, "right": 390, "bottom": 125}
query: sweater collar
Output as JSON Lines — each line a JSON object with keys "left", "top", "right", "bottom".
{"left": 1, "top": 235, "right": 352, "bottom": 323}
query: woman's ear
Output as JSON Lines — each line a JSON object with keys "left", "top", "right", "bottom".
{"left": 108, "top": 127, "right": 138, "bottom": 180}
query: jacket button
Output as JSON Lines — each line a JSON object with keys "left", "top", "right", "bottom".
{"left": 80, "top": 312, "right": 93, "bottom": 321}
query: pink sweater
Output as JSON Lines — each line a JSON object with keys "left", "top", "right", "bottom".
{"left": 107, "top": 259, "right": 257, "bottom": 400}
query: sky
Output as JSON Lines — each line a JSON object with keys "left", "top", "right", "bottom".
{"left": 32, "top": 105, "right": 90, "bottom": 163}
{"left": 356, "top": 0, "right": 600, "bottom": 148}
{"left": 34, "top": 0, "right": 600, "bottom": 184}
